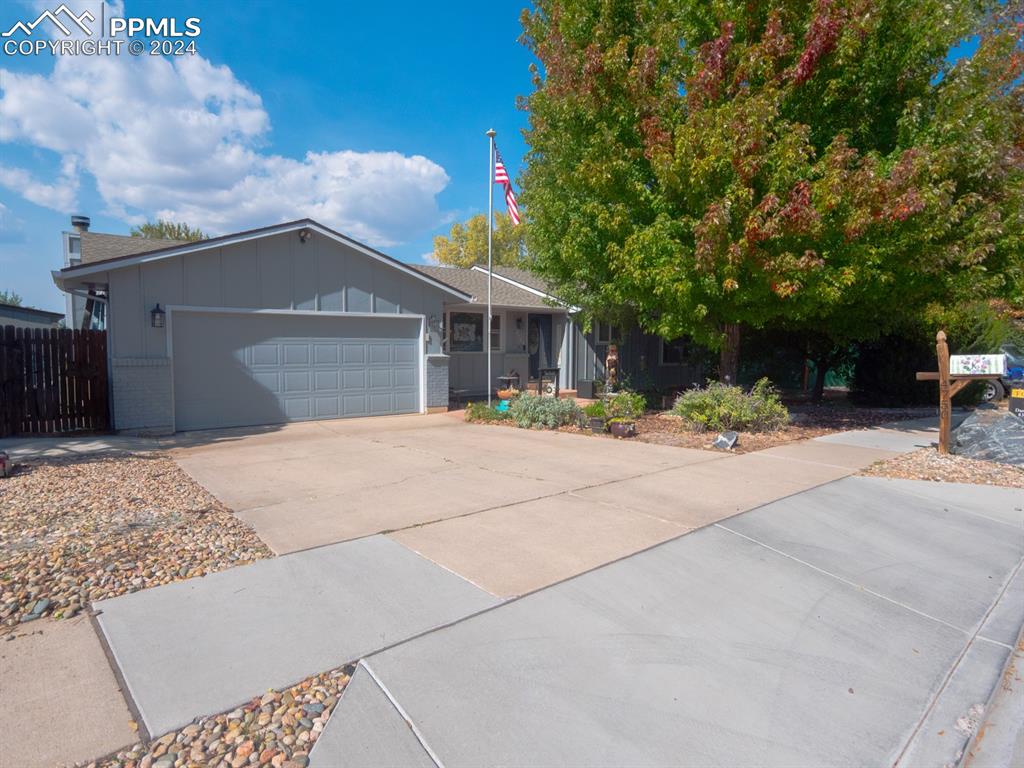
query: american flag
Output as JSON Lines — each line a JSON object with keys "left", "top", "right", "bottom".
{"left": 493, "top": 145, "right": 520, "bottom": 225}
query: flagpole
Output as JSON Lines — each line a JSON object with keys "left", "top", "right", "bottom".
{"left": 486, "top": 128, "right": 496, "bottom": 406}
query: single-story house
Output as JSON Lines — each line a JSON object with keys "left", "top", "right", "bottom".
{"left": 0, "top": 302, "right": 64, "bottom": 330}
{"left": 52, "top": 216, "right": 704, "bottom": 434}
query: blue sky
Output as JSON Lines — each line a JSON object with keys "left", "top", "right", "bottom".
{"left": 0, "top": 0, "right": 535, "bottom": 311}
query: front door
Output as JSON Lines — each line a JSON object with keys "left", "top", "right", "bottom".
{"left": 527, "top": 314, "right": 552, "bottom": 379}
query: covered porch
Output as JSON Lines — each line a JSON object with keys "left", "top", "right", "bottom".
{"left": 443, "top": 304, "right": 576, "bottom": 400}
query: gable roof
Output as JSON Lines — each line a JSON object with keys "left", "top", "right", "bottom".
{"left": 79, "top": 232, "right": 189, "bottom": 264}
{"left": 0, "top": 302, "right": 64, "bottom": 323}
{"left": 54, "top": 219, "right": 472, "bottom": 302}
{"left": 410, "top": 265, "right": 564, "bottom": 309}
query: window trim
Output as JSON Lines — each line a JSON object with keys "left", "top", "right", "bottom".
{"left": 446, "top": 310, "right": 503, "bottom": 354}
{"left": 596, "top": 322, "right": 616, "bottom": 345}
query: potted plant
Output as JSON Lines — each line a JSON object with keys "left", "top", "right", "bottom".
{"left": 583, "top": 401, "right": 607, "bottom": 432}
{"left": 608, "top": 417, "right": 637, "bottom": 438}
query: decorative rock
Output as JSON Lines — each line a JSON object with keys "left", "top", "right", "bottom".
{"left": 1, "top": 453, "right": 272, "bottom": 634}
{"left": 952, "top": 407, "right": 1024, "bottom": 466}
{"left": 712, "top": 431, "right": 739, "bottom": 451}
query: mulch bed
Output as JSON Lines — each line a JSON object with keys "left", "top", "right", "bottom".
{"left": 632, "top": 406, "right": 934, "bottom": 453}
{"left": 0, "top": 452, "right": 272, "bottom": 633}
{"left": 86, "top": 666, "right": 350, "bottom": 768}
{"left": 858, "top": 447, "right": 1024, "bottom": 488}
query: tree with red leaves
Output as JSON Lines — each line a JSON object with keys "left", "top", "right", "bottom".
{"left": 519, "top": 0, "right": 1023, "bottom": 392}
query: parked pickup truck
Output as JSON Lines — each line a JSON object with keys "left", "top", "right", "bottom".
{"left": 983, "top": 344, "right": 1024, "bottom": 402}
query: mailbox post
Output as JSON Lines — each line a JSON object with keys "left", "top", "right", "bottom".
{"left": 915, "top": 331, "right": 1006, "bottom": 454}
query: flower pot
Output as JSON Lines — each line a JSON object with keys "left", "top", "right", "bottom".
{"left": 588, "top": 417, "right": 607, "bottom": 433}
{"left": 609, "top": 421, "right": 636, "bottom": 438}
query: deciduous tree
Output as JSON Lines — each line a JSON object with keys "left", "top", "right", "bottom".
{"left": 432, "top": 213, "right": 527, "bottom": 267}
{"left": 130, "top": 220, "right": 207, "bottom": 241}
{"left": 519, "top": 0, "right": 1024, "bottom": 388}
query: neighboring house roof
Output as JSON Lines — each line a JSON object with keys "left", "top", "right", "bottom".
{"left": 411, "top": 265, "right": 563, "bottom": 309}
{"left": 54, "top": 219, "right": 473, "bottom": 302}
{"left": 79, "top": 232, "right": 189, "bottom": 264}
{"left": 0, "top": 302, "right": 64, "bottom": 324}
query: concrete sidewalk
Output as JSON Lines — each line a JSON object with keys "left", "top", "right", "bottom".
{"left": 0, "top": 618, "right": 136, "bottom": 768}
{"left": 312, "top": 476, "right": 1024, "bottom": 768}
{"left": 94, "top": 535, "right": 498, "bottom": 738}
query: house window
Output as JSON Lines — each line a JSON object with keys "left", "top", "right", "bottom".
{"left": 660, "top": 337, "right": 689, "bottom": 366}
{"left": 448, "top": 312, "right": 502, "bottom": 353}
{"left": 596, "top": 322, "right": 618, "bottom": 344}
{"left": 490, "top": 314, "right": 501, "bottom": 351}
{"left": 449, "top": 312, "right": 483, "bottom": 352}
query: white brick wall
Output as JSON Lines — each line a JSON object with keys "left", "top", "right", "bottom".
{"left": 426, "top": 354, "right": 449, "bottom": 408}
{"left": 111, "top": 357, "right": 173, "bottom": 433}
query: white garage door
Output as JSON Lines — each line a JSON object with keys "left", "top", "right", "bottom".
{"left": 172, "top": 311, "right": 421, "bottom": 431}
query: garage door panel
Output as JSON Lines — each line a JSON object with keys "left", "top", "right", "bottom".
{"left": 342, "top": 369, "right": 366, "bottom": 389}
{"left": 369, "top": 344, "right": 392, "bottom": 363}
{"left": 283, "top": 398, "right": 311, "bottom": 419}
{"left": 173, "top": 312, "right": 420, "bottom": 431}
{"left": 369, "top": 393, "right": 393, "bottom": 414}
{"left": 315, "top": 397, "right": 340, "bottom": 417}
{"left": 253, "top": 345, "right": 279, "bottom": 366}
{"left": 394, "top": 368, "right": 417, "bottom": 388}
{"left": 315, "top": 370, "right": 339, "bottom": 391}
{"left": 314, "top": 344, "right": 339, "bottom": 365}
{"left": 342, "top": 344, "right": 365, "bottom": 364}
{"left": 368, "top": 369, "right": 392, "bottom": 389}
{"left": 284, "top": 371, "right": 311, "bottom": 393}
{"left": 343, "top": 394, "right": 368, "bottom": 416}
{"left": 283, "top": 344, "right": 309, "bottom": 365}
{"left": 394, "top": 391, "right": 418, "bottom": 412}
{"left": 252, "top": 371, "right": 280, "bottom": 393}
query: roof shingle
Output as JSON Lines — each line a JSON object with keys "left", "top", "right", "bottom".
{"left": 79, "top": 232, "right": 190, "bottom": 265}
{"left": 410, "top": 265, "right": 561, "bottom": 309}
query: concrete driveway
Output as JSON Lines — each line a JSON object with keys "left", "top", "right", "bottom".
{"left": 168, "top": 413, "right": 909, "bottom": 596}
{"left": 311, "top": 476, "right": 1024, "bottom": 768}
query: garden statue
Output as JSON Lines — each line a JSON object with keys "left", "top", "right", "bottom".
{"left": 606, "top": 344, "right": 619, "bottom": 393}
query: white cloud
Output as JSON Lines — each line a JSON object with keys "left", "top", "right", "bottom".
{"left": 0, "top": 18, "right": 450, "bottom": 246}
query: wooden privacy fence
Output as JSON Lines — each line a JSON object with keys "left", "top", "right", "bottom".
{"left": 0, "top": 326, "right": 110, "bottom": 437}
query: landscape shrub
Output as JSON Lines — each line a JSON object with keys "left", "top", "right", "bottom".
{"left": 464, "top": 402, "right": 511, "bottom": 423}
{"left": 605, "top": 391, "right": 646, "bottom": 420}
{"left": 672, "top": 378, "right": 789, "bottom": 432}
{"left": 509, "top": 394, "right": 581, "bottom": 429}
{"left": 583, "top": 400, "right": 606, "bottom": 419}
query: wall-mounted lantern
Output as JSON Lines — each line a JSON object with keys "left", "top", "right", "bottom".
{"left": 151, "top": 303, "right": 166, "bottom": 328}
{"left": 515, "top": 317, "right": 523, "bottom": 330}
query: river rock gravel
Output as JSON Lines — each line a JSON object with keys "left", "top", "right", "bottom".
{"left": 0, "top": 452, "right": 272, "bottom": 633}
{"left": 859, "top": 447, "right": 1024, "bottom": 487}
{"left": 84, "top": 666, "right": 351, "bottom": 768}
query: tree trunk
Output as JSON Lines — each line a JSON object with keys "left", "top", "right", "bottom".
{"left": 811, "top": 359, "right": 828, "bottom": 403}
{"left": 719, "top": 323, "right": 741, "bottom": 384}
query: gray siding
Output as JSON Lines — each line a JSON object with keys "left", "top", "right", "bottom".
{"left": 573, "top": 325, "right": 704, "bottom": 393}
{"left": 103, "top": 230, "right": 452, "bottom": 430}
{"left": 109, "top": 231, "right": 448, "bottom": 360}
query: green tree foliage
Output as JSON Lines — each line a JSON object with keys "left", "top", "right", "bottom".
{"left": 130, "top": 220, "right": 207, "bottom": 241}
{"left": 519, "top": 0, "right": 1024, "bottom": 385}
{"left": 432, "top": 213, "right": 527, "bottom": 267}
{"left": 0, "top": 290, "right": 23, "bottom": 306}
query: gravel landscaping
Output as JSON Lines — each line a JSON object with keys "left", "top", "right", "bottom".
{"left": 0, "top": 452, "right": 272, "bottom": 632}
{"left": 633, "top": 406, "right": 935, "bottom": 453}
{"left": 859, "top": 447, "right": 1024, "bottom": 488}
{"left": 87, "top": 665, "right": 351, "bottom": 768}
